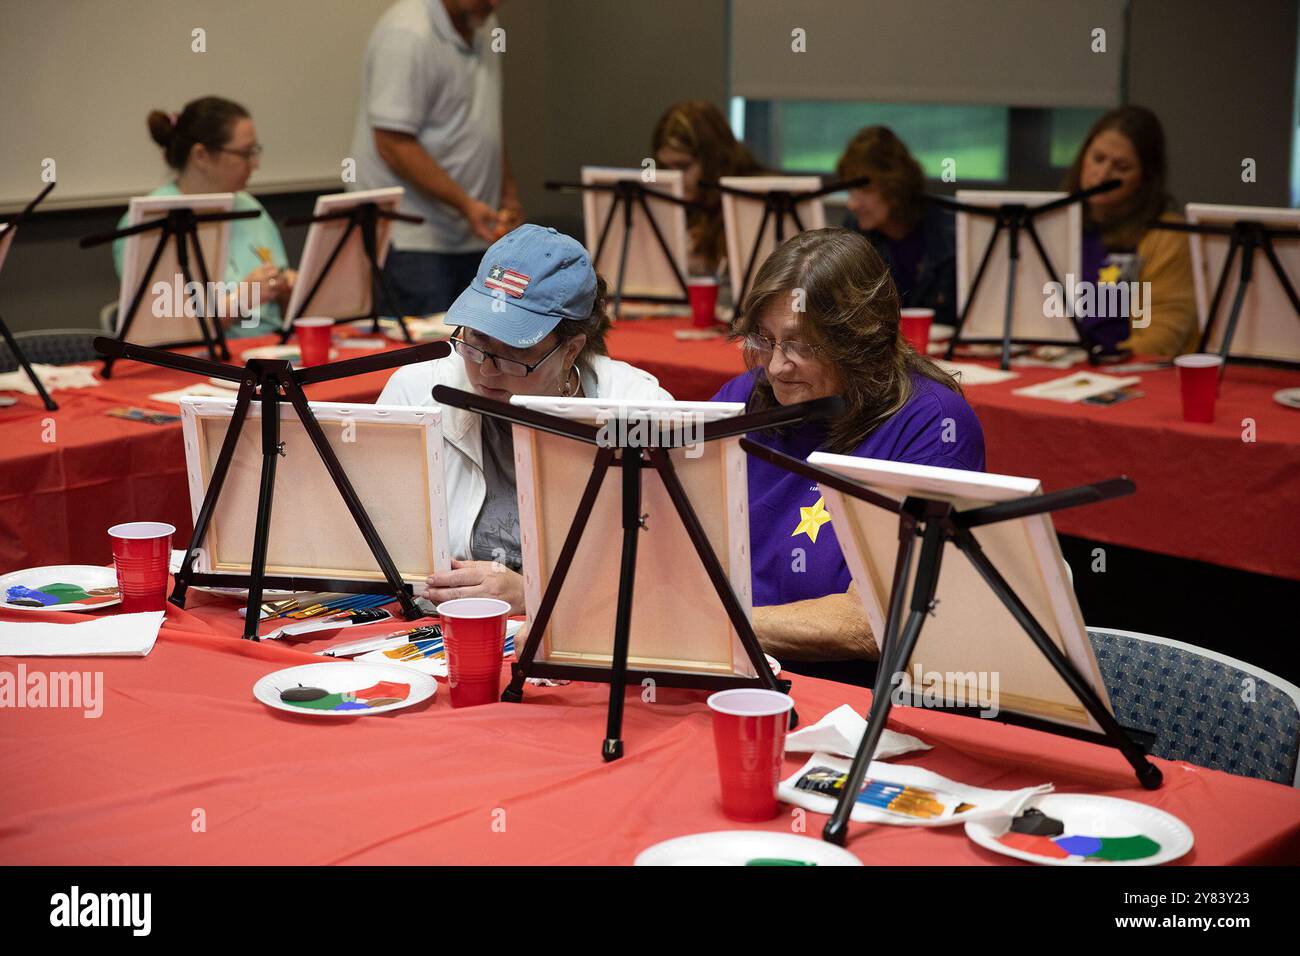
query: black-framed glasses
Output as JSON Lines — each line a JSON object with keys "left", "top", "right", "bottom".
{"left": 742, "top": 332, "right": 820, "bottom": 362}
{"left": 218, "top": 143, "right": 264, "bottom": 160}
{"left": 451, "top": 327, "right": 563, "bottom": 378}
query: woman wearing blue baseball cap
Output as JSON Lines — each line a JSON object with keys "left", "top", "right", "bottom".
{"left": 380, "top": 223, "right": 672, "bottom": 614}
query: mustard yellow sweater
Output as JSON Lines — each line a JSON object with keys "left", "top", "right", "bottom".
{"left": 1120, "top": 213, "right": 1199, "bottom": 357}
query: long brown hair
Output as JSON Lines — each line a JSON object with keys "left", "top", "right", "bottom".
{"left": 554, "top": 274, "right": 613, "bottom": 363}
{"left": 836, "top": 126, "right": 927, "bottom": 233}
{"left": 651, "top": 100, "right": 763, "bottom": 268}
{"left": 1064, "top": 105, "right": 1172, "bottom": 248}
{"left": 147, "top": 96, "right": 249, "bottom": 172}
{"left": 732, "top": 228, "right": 961, "bottom": 454}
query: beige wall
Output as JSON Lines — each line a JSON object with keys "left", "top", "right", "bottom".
{"left": 3, "top": 0, "right": 1293, "bottom": 333}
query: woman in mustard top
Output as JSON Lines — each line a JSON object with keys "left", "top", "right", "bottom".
{"left": 1063, "top": 106, "right": 1197, "bottom": 359}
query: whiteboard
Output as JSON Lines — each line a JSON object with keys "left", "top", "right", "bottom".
{"left": 0, "top": 0, "right": 391, "bottom": 210}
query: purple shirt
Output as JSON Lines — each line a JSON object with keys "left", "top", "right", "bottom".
{"left": 711, "top": 370, "right": 986, "bottom": 607}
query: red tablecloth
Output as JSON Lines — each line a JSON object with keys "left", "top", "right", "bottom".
{"left": 1, "top": 596, "right": 1297, "bottom": 865}
{"left": 603, "top": 318, "right": 1300, "bottom": 581}
{"left": 0, "top": 334, "right": 405, "bottom": 573}
{"left": 4, "top": 322, "right": 1300, "bottom": 581}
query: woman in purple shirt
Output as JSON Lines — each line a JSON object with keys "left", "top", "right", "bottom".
{"left": 711, "top": 227, "right": 985, "bottom": 677}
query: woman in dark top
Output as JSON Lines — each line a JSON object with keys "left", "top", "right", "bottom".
{"left": 836, "top": 126, "right": 956, "bottom": 328}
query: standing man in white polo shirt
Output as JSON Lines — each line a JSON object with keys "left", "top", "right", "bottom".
{"left": 350, "top": 0, "right": 522, "bottom": 315}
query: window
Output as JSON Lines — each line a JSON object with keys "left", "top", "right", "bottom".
{"left": 739, "top": 99, "right": 1105, "bottom": 190}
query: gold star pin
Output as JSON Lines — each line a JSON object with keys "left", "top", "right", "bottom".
{"left": 1098, "top": 264, "right": 1122, "bottom": 284}
{"left": 792, "top": 495, "right": 832, "bottom": 544}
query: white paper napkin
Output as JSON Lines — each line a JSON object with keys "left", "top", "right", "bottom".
{"left": 1012, "top": 371, "right": 1140, "bottom": 403}
{"left": 930, "top": 360, "right": 1020, "bottom": 386}
{"left": 0, "top": 363, "right": 99, "bottom": 395}
{"left": 779, "top": 751, "right": 1053, "bottom": 827}
{"left": 0, "top": 611, "right": 165, "bottom": 657}
{"left": 785, "top": 704, "right": 931, "bottom": 760}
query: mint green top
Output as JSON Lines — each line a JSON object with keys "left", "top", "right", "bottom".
{"left": 112, "top": 182, "right": 287, "bottom": 337}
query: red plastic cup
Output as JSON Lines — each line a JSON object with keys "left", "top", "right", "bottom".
{"left": 108, "top": 522, "right": 175, "bottom": 613}
{"left": 899, "top": 308, "right": 935, "bottom": 353}
{"left": 294, "top": 317, "right": 334, "bottom": 367}
{"left": 687, "top": 277, "right": 720, "bottom": 328}
{"left": 707, "top": 688, "right": 795, "bottom": 822}
{"left": 1174, "top": 353, "right": 1223, "bottom": 423}
{"left": 437, "top": 598, "right": 510, "bottom": 708}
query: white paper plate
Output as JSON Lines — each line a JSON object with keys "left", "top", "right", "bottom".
{"left": 0, "top": 565, "right": 121, "bottom": 612}
{"left": 930, "top": 323, "right": 955, "bottom": 342}
{"left": 635, "top": 831, "right": 862, "bottom": 866}
{"left": 1273, "top": 388, "right": 1300, "bottom": 410}
{"left": 965, "top": 793, "right": 1193, "bottom": 866}
{"left": 254, "top": 661, "right": 436, "bottom": 717}
{"left": 765, "top": 654, "right": 782, "bottom": 676}
{"left": 378, "top": 314, "right": 455, "bottom": 342}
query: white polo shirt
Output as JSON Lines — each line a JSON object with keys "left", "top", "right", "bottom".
{"left": 349, "top": 0, "right": 503, "bottom": 253}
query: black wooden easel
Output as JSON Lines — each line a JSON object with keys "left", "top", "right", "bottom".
{"left": 545, "top": 179, "right": 701, "bottom": 318}
{"left": 739, "top": 440, "right": 1163, "bottom": 846}
{"left": 1149, "top": 217, "right": 1300, "bottom": 377}
{"left": 433, "top": 385, "right": 844, "bottom": 760}
{"left": 933, "top": 180, "right": 1121, "bottom": 370}
{"left": 0, "top": 182, "right": 58, "bottom": 410}
{"left": 278, "top": 201, "right": 423, "bottom": 344}
{"left": 82, "top": 205, "right": 262, "bottom": 378}
{"left": 705, "top": 176, "right": 871, "bottom": 307}
{"left": 94, "top": 336, "right": 451, "bottom": 640}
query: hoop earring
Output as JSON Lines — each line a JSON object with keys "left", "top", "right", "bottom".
{"left": 560, "top": 365, "right": 579, "bottom": 397}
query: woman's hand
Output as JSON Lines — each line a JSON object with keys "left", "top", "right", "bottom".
{"left": 422, "top": 559, "right": 525, "bottom": 616}
{"left": 241, "top": 263, "right": 283, "bottom": 308}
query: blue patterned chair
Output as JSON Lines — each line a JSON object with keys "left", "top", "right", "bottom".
{"left": 1088, "top": 627, "right": 1300, "bottom": 787}
{"left": 0, "top": 328, "right": 101, "bottom": 373}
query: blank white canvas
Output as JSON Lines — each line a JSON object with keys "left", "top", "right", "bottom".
{"left": 809, "top": 452, "right": 1110, "bottom": 733}
{"left": 580, "top": 167, "right": 688, "bottom": 300}
{"left": 116, "top": 192, "right": 234, "bottom": 346}
{"left": 284, "top": 186, "right": 404, "bottom": 326}
{"left": 1187, "top": 203, "right": 1300, "bottom": 363}
{"left": 721, "top": 176, "right": 826, "bottom": 305}
{"left": 955, "top": 190, "right": 1081, "bottom": 344}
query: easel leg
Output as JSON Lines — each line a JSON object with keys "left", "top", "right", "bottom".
{"left": 946, "top": 220, "right": 1002, "bottom": 359}
{"left": 1197, "top": 239, "right": 1238, "bottom": 353}
{"left": 736, "top": 209, "right": 771, "bottom": 308}
{"left": 365, "top": 219, "right": 410, "bottom": 342}
{"left": 1215, "top": 244, "right": 1256, "bottom": 380}
{"left": 957, "top": 531, "right": 1163, "bottom": 789}
{"left": 170, "top": 376, "right": 257, "bottom": 608}
{"left": 243, "top": 384, "right": 283, "bottom": 641}
{"left": 105, "top": 227, "right": 172, "bottom": 378}
{"left": 825, "top": 519, "right": 944, "bottom": 846}
{"left": 280, "top": 377, "right": 420, "bottom": 619}
{"left": 0, "top": 315, "right": 57, "bottom": 411}
{"left": 188, "top": 227, "right": 230, "bottom": 360}
{"left": 999, "top": 221, "right": 1020, "bottom": 371}
{"left": 602, "top": 449, "right": 643, "bottom": 761}
{"left": 612, "top": 197, "right": 634, "bottom": 319}
{"left": 649, "top": 448, "right": 796, "bottom": 724}
{"left": 502, "top": 446, "right": 616, "bottom": 702}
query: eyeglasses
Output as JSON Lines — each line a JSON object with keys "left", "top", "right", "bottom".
{"left": 452, "top": 327, "right": 563, "bottom": 378}
{"left": 217, "top": 143, "right": 264, "bottom": 160}
{"left": 742, "top": 332, "right": 820, "bottom": 363}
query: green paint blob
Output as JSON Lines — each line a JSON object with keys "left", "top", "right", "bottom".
{"left": 1095, "top": 835, "right": 1161, "bottom": 861}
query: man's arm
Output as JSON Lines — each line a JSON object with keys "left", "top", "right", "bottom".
{"left": 499, "top": 147, "right": 522, "bottom": 229}
{"left": 751, "top": 583, "right": 878, "bottom": 662}
{"left": 373, "top": 128, "right": 498, "bottom": 242}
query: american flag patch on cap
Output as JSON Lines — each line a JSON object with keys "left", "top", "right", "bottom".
{"left": 484, "top": 265, "right": 530, "bottom": 298}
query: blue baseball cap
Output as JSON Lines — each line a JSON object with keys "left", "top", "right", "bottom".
{"left": 446, "top": 224, "right": 597, "bottom": 348}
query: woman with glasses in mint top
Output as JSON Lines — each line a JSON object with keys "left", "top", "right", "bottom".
{"left": 379, "top": 224, "right": 672, "bottom": 615}
{"left": 112, "top": 96, "right": 295, "bottom": 336}
{"left": 711, "top": 227, "right": 985, "bottom": 684}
